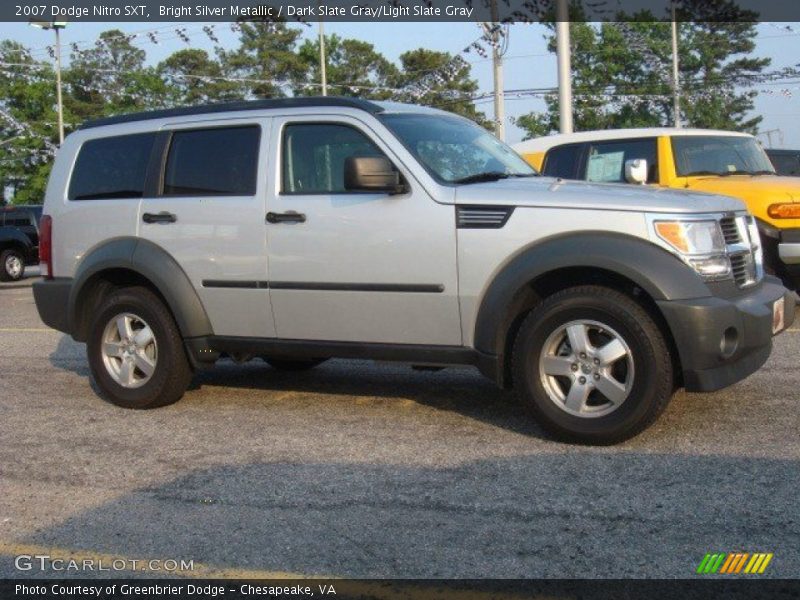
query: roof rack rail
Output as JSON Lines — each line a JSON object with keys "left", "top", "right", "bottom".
{"left": 79, "top": 96, "right": 385, "bottom": 130}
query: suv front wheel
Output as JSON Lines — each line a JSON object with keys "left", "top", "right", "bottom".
{"left": 87, "top": 286, "right": 192, "bottom": 409}
{"left": 512, "top": 285, "right": 673, "bottom": 444}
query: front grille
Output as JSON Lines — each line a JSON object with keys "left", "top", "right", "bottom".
{"left": 720, "top": 214, "right": 761, "bottom": 288}
{"left": 730, "top": 252, "right": 757, "bottom": 287}
{"left": 719, "top": 216, "right": 741, "bottom": 245}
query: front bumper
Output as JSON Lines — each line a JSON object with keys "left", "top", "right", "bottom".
{"left": 657, "top": 276, "right": 795, "bottom": 392}
{"left": 33, "top": 277, "right": 72, "bottom": 334}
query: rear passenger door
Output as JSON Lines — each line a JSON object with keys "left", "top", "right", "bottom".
{"left": 137, "top": 118, "right": 276, "bottom": 338}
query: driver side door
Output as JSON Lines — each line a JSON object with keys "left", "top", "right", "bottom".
{"left": 265, "top": 115, "right": 461, "bottom": 345}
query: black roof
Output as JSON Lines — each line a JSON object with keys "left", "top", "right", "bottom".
{"left": 79, "top": 97, "right": 386, "bottom": 130}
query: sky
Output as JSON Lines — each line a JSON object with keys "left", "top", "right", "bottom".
{"left": 1, "top": 21, "right": 799, "bottom": 146}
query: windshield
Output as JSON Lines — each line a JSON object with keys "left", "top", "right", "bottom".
{"left": 380, "top": 113, "right": 536, "bottom": 183}
{"left": 672, "top": 135, "right": 775, "bottom": 177}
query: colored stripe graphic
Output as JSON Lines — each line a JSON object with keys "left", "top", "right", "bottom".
{"left": 701, "top": 553, "right": 774, "bottom": 575}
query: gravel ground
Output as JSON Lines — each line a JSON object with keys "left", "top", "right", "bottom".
{"left": 0, "top": 273, "right": 798, "bottom": 579}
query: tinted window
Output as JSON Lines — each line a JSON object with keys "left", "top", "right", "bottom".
{"left": 767, "top": 151, "right": 800, "bottom": 176}
{"left": 584, "top": 139, "right": 658, "bottom": 183}
{"left": 69, "top": 133, "right": 155, "bottom": 200}
{"left": 163, "top": 126, "right": 260, "bottom": 196}
{"left": 282, "top": 123, "right": 385, "bottom": 194}
{"left": 542, "top": 144, "right": 583, "bottom": 179}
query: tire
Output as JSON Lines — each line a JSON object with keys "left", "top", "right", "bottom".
{"left": 512, "top": 285, "right": 673, "bottom": 445}
{"left": 261, "top": 357, "right": 328, "bottom": 371}
{"left": 87, "top": 286, "right": 192, "bottom": 409}
{"left": 0, "top": 248, "right": 25, "bottom": 282}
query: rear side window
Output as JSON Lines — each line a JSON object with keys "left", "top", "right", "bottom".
{"left": 542, "top": 144, "right": 584, "bottom": 179}
{"left": 584, "top": 139, "right": 658, "bottom": 184}
{"left": 163, "top": 126, "right": 260, "bottom": 196}
{"left": 69, "top": 133, "right": 155, "bottom": 200}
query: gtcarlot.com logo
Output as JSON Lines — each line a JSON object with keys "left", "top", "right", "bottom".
{"left": 696, "top": 552, "right": 773, "bottom": 574}
{"left": 14, "top": 554, "right": 195, "bottom": 573}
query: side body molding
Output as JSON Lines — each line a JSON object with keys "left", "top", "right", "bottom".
{"left": 472, "top": 232, "right": 712, "bottom": 357}
{"left": 68, "top": 237, "right": 213, "bottom": 341}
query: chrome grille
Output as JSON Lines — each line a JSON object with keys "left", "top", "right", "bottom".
{"left": 719, "top": 217, "right": 742, "bottom": 245}
{"left": 723, "top": 214, "right": 759, "bottom": 288}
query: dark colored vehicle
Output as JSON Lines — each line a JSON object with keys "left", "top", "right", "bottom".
{"left": 0, "top": 205, "right": 43, "bottom": 281}
{"left": 766, "top": 149, "right": 800, "bottom": 177}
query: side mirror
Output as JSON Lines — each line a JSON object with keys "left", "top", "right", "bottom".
{"left": 624, "top": 158, "right": 648, "bottom": 184}
{"left": 344, "top": 156, "right": 405, "bottom": 194}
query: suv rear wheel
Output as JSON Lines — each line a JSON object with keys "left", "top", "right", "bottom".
{"left": 512, "top": 285, "right": 673, "bottom": 444}
{"left": 87, "top": 286, "right": 192, "bottom": 409}
{"left": 0, "top": 248, "right": 25, "bottom": 282}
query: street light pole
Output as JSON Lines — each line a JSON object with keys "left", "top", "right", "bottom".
{"left": 555, "top": 0, "right": 573, "bottom": 134}
{"left": 29, "top": 20, "right": 66, "bottom": 145}
{"left": 54, "top": 26, "right": 64, "bottom": 144}
{"left": 671, "top": 2, "right": 681, "bottom": 128}
{"left": 319, "top": 20, "right": 328, "bottom": 96}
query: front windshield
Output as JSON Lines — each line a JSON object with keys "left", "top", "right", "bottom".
{"left": 672, "top": 135, "right": 775, "bottom": 177}
{"left": 380, "top": 113, "right": 536, "bottom": 183}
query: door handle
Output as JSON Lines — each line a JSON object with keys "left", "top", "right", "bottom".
{"left": 266, "top": 211, "right": 306, "bottom": 224}
{"left": 142, "top": 211, "right": 177, "bottom": 224}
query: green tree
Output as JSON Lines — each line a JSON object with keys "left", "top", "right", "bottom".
{"left": 158, "top": 49, "right": 242, "bottom": 106}
{"left": 67, "top": 29, "right": 165, "bottom": 121}
{"left": 392, "top": 49, "right": 487, "bottom": 125}
{"left": 219, "top": 22, "right": 305, "bottom": 98}
{"left": 0, "top": 41, "right": 59, "bottom": 204}
{"left": 517, "top": 14, "right": 768, "bottom": 138}
{"left": 294, "top": 34, "right": 398, "bottom": 99}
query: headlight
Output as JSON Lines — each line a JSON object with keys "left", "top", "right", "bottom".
{"left": 652, "top": 219, "right": 731, "bottom": 280}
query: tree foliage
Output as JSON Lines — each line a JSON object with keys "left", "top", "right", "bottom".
{"left": 517, "top": 14, "right": 768, "bottom": 138}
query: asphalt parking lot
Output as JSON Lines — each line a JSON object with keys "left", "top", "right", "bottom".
{"left": 1, "top": 273, "right": 798, "bottom": 580}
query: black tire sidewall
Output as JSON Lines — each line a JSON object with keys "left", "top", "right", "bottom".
{"left": 88, "top": 288, "right": 186, "bottom": 409}
{"left": 515, "top": 291, "right": 669, "bottom": 443}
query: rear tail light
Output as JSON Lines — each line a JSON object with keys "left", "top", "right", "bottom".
{"left": 39, "top": 214, "right": 53, "bottom": 279}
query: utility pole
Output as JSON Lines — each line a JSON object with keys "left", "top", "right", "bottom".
{"left": 555, "top": 0, "right": 573, "bottom": 134}
{"left": 671, "top": 1, "right": 681, "bottom": 128}
{"left": 483, "top": 17, "right": 506, "bottom": 141}
{"left": 319, "top": 20, "right": 328, "bottom": 96}
{"left": 30, "top": 20, "right": 66, "bottom": 145}
{"left": 491, "top": 27, "right": 505, "bottom": 141}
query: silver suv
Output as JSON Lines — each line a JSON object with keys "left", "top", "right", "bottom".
{"left": 33, "top": 97, "right": 793, "bottom": 444}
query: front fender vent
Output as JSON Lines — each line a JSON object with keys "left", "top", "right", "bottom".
{"left": 457, "top": 205, "right": 514, "bottom": 229}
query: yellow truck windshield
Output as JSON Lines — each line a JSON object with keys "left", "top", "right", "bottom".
{"left": 672, "top": 135, "right": 775, "bottom": 177}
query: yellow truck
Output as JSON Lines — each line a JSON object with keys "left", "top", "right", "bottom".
{"left": 514, "top": 129, "right": 800, "bottom": 289}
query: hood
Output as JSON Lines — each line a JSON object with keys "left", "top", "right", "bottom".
{"left": 682, "top": 174, "right": 800, "bottom": 228}
{"left": 455, "top": 177, "right": 745, "bottom": 214}
{"left": 683, "top": 174, "right": 800, "bottom": 203}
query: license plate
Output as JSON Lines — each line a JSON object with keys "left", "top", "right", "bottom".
{"left": 773, "top": 297, "right": 786, "bottom": 335}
